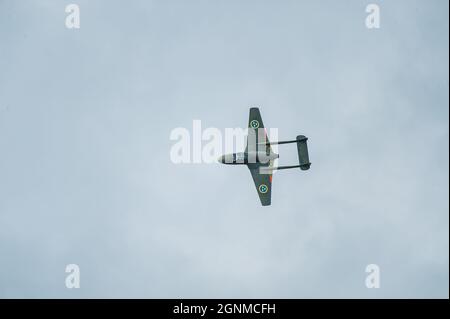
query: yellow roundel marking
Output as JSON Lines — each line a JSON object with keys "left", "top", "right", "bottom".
{"left": 259, "top": 184, "right": 268, "bottom": 194}
{"left": 250, "top": 120, "right": 260, "bottom": 128}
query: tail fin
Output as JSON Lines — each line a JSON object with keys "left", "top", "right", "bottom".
{"left": 296, "top": 135, "right": 311, "bottom": 170}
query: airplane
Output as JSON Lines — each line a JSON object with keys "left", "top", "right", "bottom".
{"left": 217, "top": 107, "right": 311, "bottom": 206}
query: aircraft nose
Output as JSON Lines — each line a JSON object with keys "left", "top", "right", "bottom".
{"left": 217, "top": 155, "right": 225, "bottom": 163}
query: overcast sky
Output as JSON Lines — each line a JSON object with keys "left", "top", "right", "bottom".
{"left": 0, "top": 0, "right": 448, "bottom": 298}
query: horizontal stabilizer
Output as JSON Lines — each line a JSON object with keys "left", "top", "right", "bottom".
{"left": 296, "top": 135, "right": 311, "bottom": 170}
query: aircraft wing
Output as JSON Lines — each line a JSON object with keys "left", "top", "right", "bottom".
{"left": 246, "top": 107, "right": 272, "bottom": 154}
{"left": 246, "top": 107, "right": 274, "bottom": 206}
{"left": 249, "top": 165, "right": 272, "bottom": 206}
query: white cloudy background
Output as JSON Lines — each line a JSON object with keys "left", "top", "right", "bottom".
{"left": 0, "top": 0, "right": 448, "bottom": 298}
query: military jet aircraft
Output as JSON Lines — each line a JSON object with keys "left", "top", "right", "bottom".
{"left": 218, "top": 107, "right": 311, "bottom": 206}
